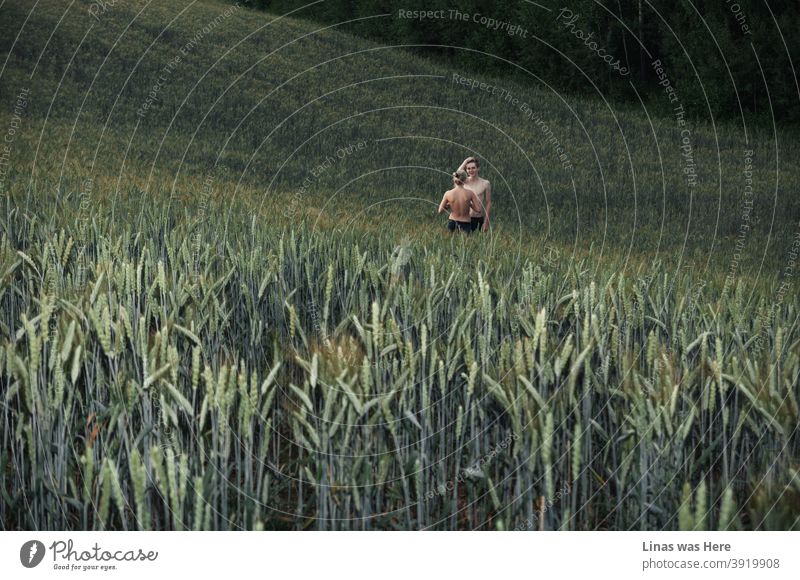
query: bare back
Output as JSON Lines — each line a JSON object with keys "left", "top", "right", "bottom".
{"left": 446, "top": 185, "right": 478, "bottom": 222}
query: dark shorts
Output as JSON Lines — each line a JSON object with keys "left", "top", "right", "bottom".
{"left": 448, "top": 219, "right": 473, "bottom": 233}
{"left": 471, "top": 215, "right": 486, "bottom": 231}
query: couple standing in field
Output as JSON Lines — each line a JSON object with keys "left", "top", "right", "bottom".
{"left": 437, "top": 156, "right": 492, "bottom": 233}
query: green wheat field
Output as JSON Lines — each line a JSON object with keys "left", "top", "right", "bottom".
{"left": 1, "top": 0, "right": 798, "bottom": 530}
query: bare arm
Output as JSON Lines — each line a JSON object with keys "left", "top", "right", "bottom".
{"left": 456, "top": 156, "right": 475, "bottom": 174}
{"left": 437, "top": 192, "right": 451, "bottom": 214}
{"left": 468, "top": 190, "right": 480, "bottom": 212}
{"left": 483, "top": 180, "right": 492, "bottom": 230}
{"left": 486, "top": 181, "right": 492, "bottom": 223}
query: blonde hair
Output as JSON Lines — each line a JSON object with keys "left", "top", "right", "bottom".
{"left": 452, "top": 170, "right": 468, "bottom": 186}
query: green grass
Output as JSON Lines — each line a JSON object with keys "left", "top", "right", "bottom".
{"left": 2, "top": 0, "right": 799, "bottom": 277}
{"left": 0, "top": 0, "right": 798, "bottom": 530}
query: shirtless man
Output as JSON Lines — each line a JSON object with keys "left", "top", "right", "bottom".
{"left": 437, "top": 170, "right": 483, "bottom": 234}
{"left": 455, "top": 156, "right": 491, "bottom": 232}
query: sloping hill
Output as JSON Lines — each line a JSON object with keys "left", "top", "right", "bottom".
{"left": 1, "top": 0, "right": 799, "bottom": 532}
{"left": 1, "top": 0, "right": 798, "bottom": 275}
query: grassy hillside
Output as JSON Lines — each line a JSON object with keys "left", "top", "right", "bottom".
{"left": 1, "top": 0, "right": 798, "bottom": 531}
{"left": 1, "top": 0, "right": 798, "bottom": 278}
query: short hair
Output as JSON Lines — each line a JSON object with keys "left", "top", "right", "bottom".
{"left": 452, "top": 170, "right": 468, "bottom": 185}
{"left": 466, "top": 157, "right": 480, "bottom": 168}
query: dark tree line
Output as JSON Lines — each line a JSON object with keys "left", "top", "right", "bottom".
{"left": 245, "top": 0, "right": 800, "bottom": 124}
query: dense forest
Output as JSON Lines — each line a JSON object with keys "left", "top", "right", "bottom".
{"left": 248, "top": 0, "right": 800, "bottom": 124}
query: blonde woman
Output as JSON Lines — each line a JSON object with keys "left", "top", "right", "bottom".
{"left": 437, "top": 170, "right": 482, "bottom": 234}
